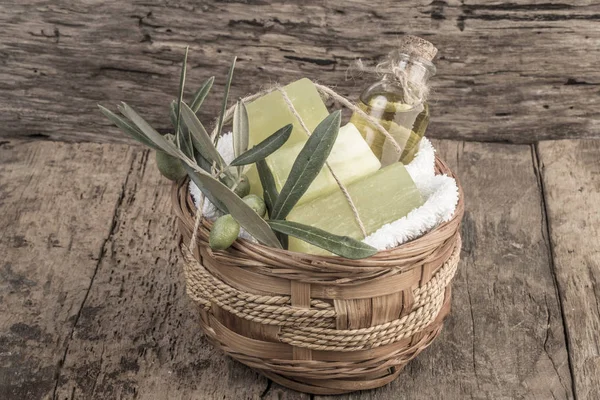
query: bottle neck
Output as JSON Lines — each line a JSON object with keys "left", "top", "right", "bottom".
{"left": 379, "top": 52, "right": 435, "bottom": 106}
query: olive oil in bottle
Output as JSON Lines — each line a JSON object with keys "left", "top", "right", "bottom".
{"left": 350, "top": 36, "right": 437, "bottom": 166}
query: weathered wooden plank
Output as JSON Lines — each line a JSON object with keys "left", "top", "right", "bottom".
{"left": 0, "top": 140, "right": 137, "bottom": 399}
{"left": 316, "top": 141, "right": 574, "bottom": 399}
{"left": 0, "top": 1, "right": 599, "bottom": 144}
{"left": 52, "top": 146, "right": 308, "bottom": 399}
{"left": 537, "top": 139, "right": 600, "bottom": 400}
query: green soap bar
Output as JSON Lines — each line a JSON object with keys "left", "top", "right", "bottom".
{"left": 286, "top": 162, "right": 423, "bottom": 256}
{"left": 266, "top": 123, "right": 381, "bottom": 206}
{"left": 245, "top": 78, "right": 330, "bottom": 198}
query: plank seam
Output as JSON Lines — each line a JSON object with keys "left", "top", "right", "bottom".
{"left": 532, "top": 143, "right": 577, "bottom": 400}
{"left": 50, "top": 149, "right": 146, "bottom": 400}
{"left": 464, "top": 261, "right": 480, "bottom": 391}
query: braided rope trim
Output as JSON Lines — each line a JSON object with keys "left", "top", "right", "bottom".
{"left": 279, "top": 292, "right": 444, "bottom": 352}
{"left": 277, "top": 245, "right": 459, "bottom": 352}
{"left": 181, "top": 246, "right": 337, "bottom": 328}
{"left": 181, "top": 239, "right": 459, "bottom": 348}
{"left": 413, "top": 242, "right": 460, "bottom": 309}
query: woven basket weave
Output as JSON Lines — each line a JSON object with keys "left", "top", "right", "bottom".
{"left": 172, "top": 156, "right": 463, "bottom": 395}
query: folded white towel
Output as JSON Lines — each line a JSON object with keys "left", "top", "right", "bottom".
{"left": 190, "top": 133, "right": 459, "bottom": 250}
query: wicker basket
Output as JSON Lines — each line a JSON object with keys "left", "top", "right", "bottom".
{"left": 171, "top": 156, "right": 463, "bottom": 395}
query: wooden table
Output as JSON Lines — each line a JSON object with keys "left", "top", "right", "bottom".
{"left": 1, "top": 1, "right": 599, "bottom": 399}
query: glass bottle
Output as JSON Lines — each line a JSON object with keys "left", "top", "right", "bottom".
{"left": 350, "top": 36, "right": 437, "bottom": 165}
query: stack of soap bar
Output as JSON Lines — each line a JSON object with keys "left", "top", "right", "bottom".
{"left": 286, "top": 162, "right": 423, "bottom": 256}
{"left": 265, "top": 123, "right": 381, "bottom": 206}
{"left": 245, "top": 78, "right": 330, "bottom": 197}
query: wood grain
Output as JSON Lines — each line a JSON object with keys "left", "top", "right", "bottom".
{"left": 1, "top": 1, "right": 599, "bottom": 144}
{"left": 537, "top": 139, "right": 600, "bottom": 400}
{"left": 316, "top": 141, "right": 574, "bottom": 399}
{"left": 49, "top": 144, "right": 307, "bottom": 399}
{"left": 0, "top": 140, "right": 137, "bottom": 399}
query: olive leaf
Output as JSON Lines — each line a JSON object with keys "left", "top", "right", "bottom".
{"left": 117, "top": 103, "right": 182, "bottom": 158}
{"left": 186, "top": 165, "right": 282, "bottom": 248}
{"left": 184, "top": 165, "right": 228, "bottom": 214}
{"left": 268, "top": 220, "right": 377, "bottom": 259}
{"left": 230, "top": 124, "right": 293, "bottom": 167}
{"left": 232, "top": 99, "right": 249, "bottom": 175}
{"left": 190, "top": 76, "right": 215, "bottom": 113}
{"left": 177, "top": 126, "right": 195, "bottom": 159}
{"left": 214, "top": 57, "right": 236, "bottom": 145}
{"left": 256, "top": 159, "right": 278, "bottom": 215}
{"left": 256, "top": 159, "right": 287, "bottom": 248}
{"left": 175, "top": 47, "right": 189, "bottom": 150}
{"left": 276, "top": 229, "right": 289, "bottom": 250}
{"left": 168, "top": 101, "right": 194, "bottom": 159}
{"left": 270, "top": 111, "right": 341, "bottom": 220}
{"left": 171, "top": 100, "right": 210, "bottom": 168}
{"left": 98, "top": 105, "right": 161, "bottom": 152}
{"left": 175, "top": 101, "right": 215, "bottom": 167}
{"left": 180, "top": 102, "right": 225, "bottom": 168}
{"left": 194, "top": 150, "right": 213, "bottom": 173}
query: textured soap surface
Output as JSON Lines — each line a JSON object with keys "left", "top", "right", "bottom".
{"left": 245, "top": 78, "right": 330, "bottom": 197}
{"left": 286, "top": 162, "right": 424, "bottom": 256}
{"left": 265, "top": 123, "right": 381, "bottom": 206}
{"left": 246, "top": 78, "right": 329, "bottom": 147}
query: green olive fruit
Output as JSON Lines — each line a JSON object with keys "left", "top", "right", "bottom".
{"left": 156, "top": 150, "right": 186, "bottom": 181}
{"left": 220, "top": 173, "right": 250, "bottom": 198}
{"left": 209, "top": 215, "right": 240, "bottom": 250}
{"left": 219, "top": 173, "right": 236, "bottom": 188}
{"left": 243, "top": 194, "right": 266, "bottom": 217}
{"left": 233, "top": 174, "right": 251, "bottom": 198}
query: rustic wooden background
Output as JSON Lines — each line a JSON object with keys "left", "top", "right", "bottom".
{"left": 1, "top": 1, "right": 599, "bottom": 399}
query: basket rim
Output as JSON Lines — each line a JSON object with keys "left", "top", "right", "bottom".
{"left": 172, "top": 154, "right": 464, "bottom": 269}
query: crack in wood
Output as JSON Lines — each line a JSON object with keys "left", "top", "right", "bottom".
{"left": 129, "top": 11, "right": 163, "bottom": 29}
{"left": 543, "top": 294, "right": 571, "bottom": 399}
{"left": 284, "top": 55, "right": 337, "bottom": 66}
{"left": 464, "top": 3, "right": 575, "bottom": 12}
{"left": 51, "top": 151, "right": 141, "bottom": 400}
{"left": 565, "top": 78, "right": 600, "bottom": 86}
{"left": 532, "top": 143, "right": 578, "bottom": 400}
{"left": 427, "top": 0, "right": 448, "bottom": 20}
{"left": 457, "top": 2, "right": 600, "bottom": 29}
{"left": 98, "top": 66, "right": 166, "bottom": 77}
{"left": 27, "top": 133, "right": 51, "bottom": 139}
{"left": 228, "top": 18, "right": 265, "bottom": 27}
{"left": 259, "top": 379, "right": 272, "bottom": 399}
{"left": 464, "top": 262, "right": 480, "bottom": 391}
{"left": 461, "top": 12, "right": 600, "bottom": 22}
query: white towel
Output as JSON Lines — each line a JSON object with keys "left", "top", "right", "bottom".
{"left": 190, "top": 133, "right": 459, "bottom": 250}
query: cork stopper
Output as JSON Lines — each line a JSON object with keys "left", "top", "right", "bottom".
{"left": 400, "top": 35, "right": 438, "bottom": 62}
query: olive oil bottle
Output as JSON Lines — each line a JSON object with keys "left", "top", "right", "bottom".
{"left": 350, "top": 36, "right": 437, "bottom": 165}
